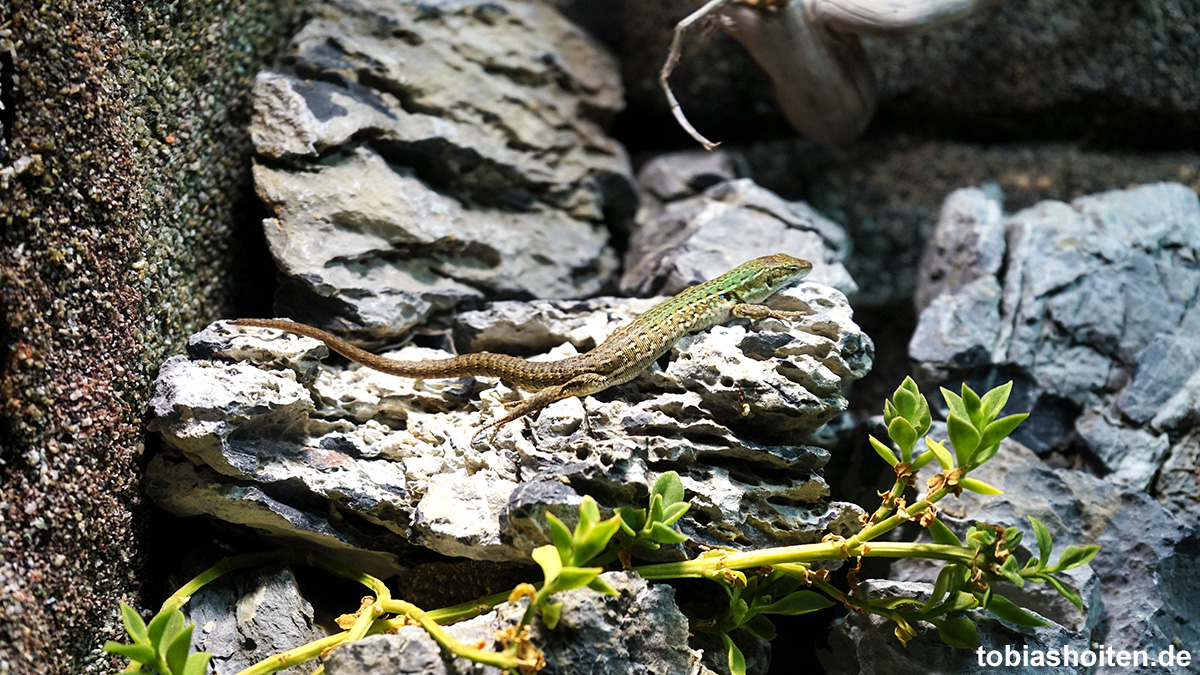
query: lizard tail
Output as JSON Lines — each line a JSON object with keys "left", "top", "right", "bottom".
{"left": 228, "top": 318, "right": 578, "bottom": 388}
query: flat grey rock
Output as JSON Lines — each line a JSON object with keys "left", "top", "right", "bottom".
{"left": 1074, "top": 411, "right": 1169, "bottom": 491}
{"left": 144, "top": 452, "right": 410, "bottom": 578}
{"left": 911, "top": 183, "right": 1200, "bottom": 510}
{"left": 914, "top": 187, "right": 1006, "bottom": 312}
{"left": 622, "top": 178, "right": 857, "bottom": 298}
{"left": 636, "top": 150, "right": 745, "bottom": 204}
{"left": 1157, "top": 431, "right": 1200, "bottom": 527}
{"left": 250, "top": 0, "right": 635, "bottom": 340}
{"left": 147, "top": 281, "right": 870, "bottom": 564}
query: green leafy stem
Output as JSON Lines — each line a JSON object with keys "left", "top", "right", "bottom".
{"left": 108, "top": 379, "right": 1099, "bottom": 675}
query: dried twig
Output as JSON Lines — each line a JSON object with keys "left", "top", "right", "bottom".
{"left": 659, "top": 0, "right": 735, "bottom": 151}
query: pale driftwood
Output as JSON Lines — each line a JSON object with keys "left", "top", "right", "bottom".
{"left": 717, "top": 0, "right": 876, "bottom": 148}
{"left": 812, "top": 0, "right": 1001, "bottom": 36}
{"left": 663, "top": 0, "right": 1003, "bottom": 148}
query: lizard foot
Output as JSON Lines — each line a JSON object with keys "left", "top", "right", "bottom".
{"left": 732, "top": 301, "right": 815, "bottom": 322}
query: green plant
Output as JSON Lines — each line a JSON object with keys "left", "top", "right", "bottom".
{"left": 107, "top": 379, "right": 1099, "bottom": 675}
{"left": 105, "top": 600, "right": 210, "bottom": 675}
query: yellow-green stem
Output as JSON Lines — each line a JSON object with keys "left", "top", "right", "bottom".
{"left": 379, "top": 599, "right": 530, "bottom": 670}
{"left": 425, "top": 585, "right": 537, "bottom": 624}
{"left": 869, "top": 478, "right": 909, "bottom": 524}
{"left": 166, "top": 551, "right": 312, "bottom": 609}
{"left": 848, "top": 488, "right": 950, "bottom": 549}
{"left": 344, "top": 602, "right": 383, "bottom": 642}
{"left": 234, "top": 632, "right": 347, "bottom": 675}
{"left": 634, "top": 537, "right": 969, "bottom": 580}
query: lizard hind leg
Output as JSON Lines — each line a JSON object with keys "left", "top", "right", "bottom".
{"left": 471, "top": 372, "right": 609, "bottom": 444}
{"left": 472, "top": 383, "right": 577, "bottom": 444}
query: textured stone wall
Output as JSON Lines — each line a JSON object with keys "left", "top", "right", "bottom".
{"left": 0, "top": 1, "right": 296, "bottom": 672}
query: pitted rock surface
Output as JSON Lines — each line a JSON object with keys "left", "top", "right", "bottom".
{"left": 147, "top": 282, "right": 871, "bottom": 562}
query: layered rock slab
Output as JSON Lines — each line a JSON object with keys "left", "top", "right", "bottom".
{"left": 623, "top": 177, "right": 857, "bottom": 299}
{"left": 147, "top": 281, "right": 871, "bottom": 568}
{"left": 250, "top": 0, "right": 636, "bottom": 341}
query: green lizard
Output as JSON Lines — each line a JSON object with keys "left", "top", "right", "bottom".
{"left": 231, "top": 253, "right": 814, "bottom": 440}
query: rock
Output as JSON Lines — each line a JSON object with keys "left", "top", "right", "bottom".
{"left": 906, "top": 187, "right": 1008, "bottom": 379}
{"left": 186, "top": 566, "right": 325, "bottom": 675}
{"left": 1155, "top": 431, "right": 1200, "bottom": 531}
{"left": 1074, "top": 412, "right": 1169, "bottom": 491}
{"left": 741, "top": 138, "right": 1200, "bottom": 308}
{"left": 1149, "top": 366, "right": 1200, "bottom": 433}
{"left": 820, "top": 580, "right": 1091, "bottom": 675}
{"left": 910, "top": 183, "right": 1200, "bottom": 508}
{"left": 322, "top": 572, "right": 719, "bottom": 675}
{"left": 1115, "top": 335, "right": 1200, "bottom": 427}
{"left": 147, "top": 278, "right": 871, "bottom": 564}
{"left": 636, "top": 150, "right": 745, "bottom": 203}
{"left": 914, "top": 187, "right": 1006, "bottom": 312}
{"left": 622, "top": 178, "right": 857, "bottom": 298}
{"left": 250, "top": 0, "right": 636, "bottom": 340}
{"left": 889, "top": 441, "right": 1200, "bottom": 672}
{"left": 144, "top": 453, "right": 410, "bottom": 578}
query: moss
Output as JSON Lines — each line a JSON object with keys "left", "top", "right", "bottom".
{"left": 0, "top": 1, "right": 296, "bottom": 672}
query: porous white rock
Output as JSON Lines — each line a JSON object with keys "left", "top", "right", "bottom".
{"left": 148, "top": 281, "right": 871, "bottom": 561}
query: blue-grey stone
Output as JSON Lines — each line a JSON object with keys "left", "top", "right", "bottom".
{"left": 187, "top": 567, "right": 326, "bottom": 675}
{"left": 820, "top": 580, "right": 1090, "bottom": 675}
{"left": 911, "top": 183, "right": 1200, "bottom": 524}
{"left": 1117, "top": 335, "right": 1200, "bottom": 425}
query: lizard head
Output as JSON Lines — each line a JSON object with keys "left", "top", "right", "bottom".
{"left": 724, "top": 253, "right": 813, "bottom": 304}
{"left": 748, "top": 253, "right": 813, "bottom": 297}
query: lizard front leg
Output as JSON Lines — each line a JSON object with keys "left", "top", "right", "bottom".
{"left": 472, "top": 372, "right": 609, "bottom": 443}
{"left": 732, "top": 301, "right": 814, "bottom": 321}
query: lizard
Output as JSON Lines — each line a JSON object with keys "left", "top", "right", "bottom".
{"left": 230, "top": 253, "right": 814, "bottom": 441}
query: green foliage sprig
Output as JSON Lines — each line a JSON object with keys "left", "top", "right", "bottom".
{"left": 532, "top": 496, "right": 623, "bottom": 630}
{"left": 105, "top": 600, "right": 210, "bottom": 675}
{"left": 614, "top": 471, "right": 692, "bottom": 553}
{"left": 633, "top": 378, "right": 1097, "bottom": 671}
{"left": 106, "top": 379, "right": 1100, "bottom": 675}
{"left": 690, "top": 568, "right": 836, "bottom": 670}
